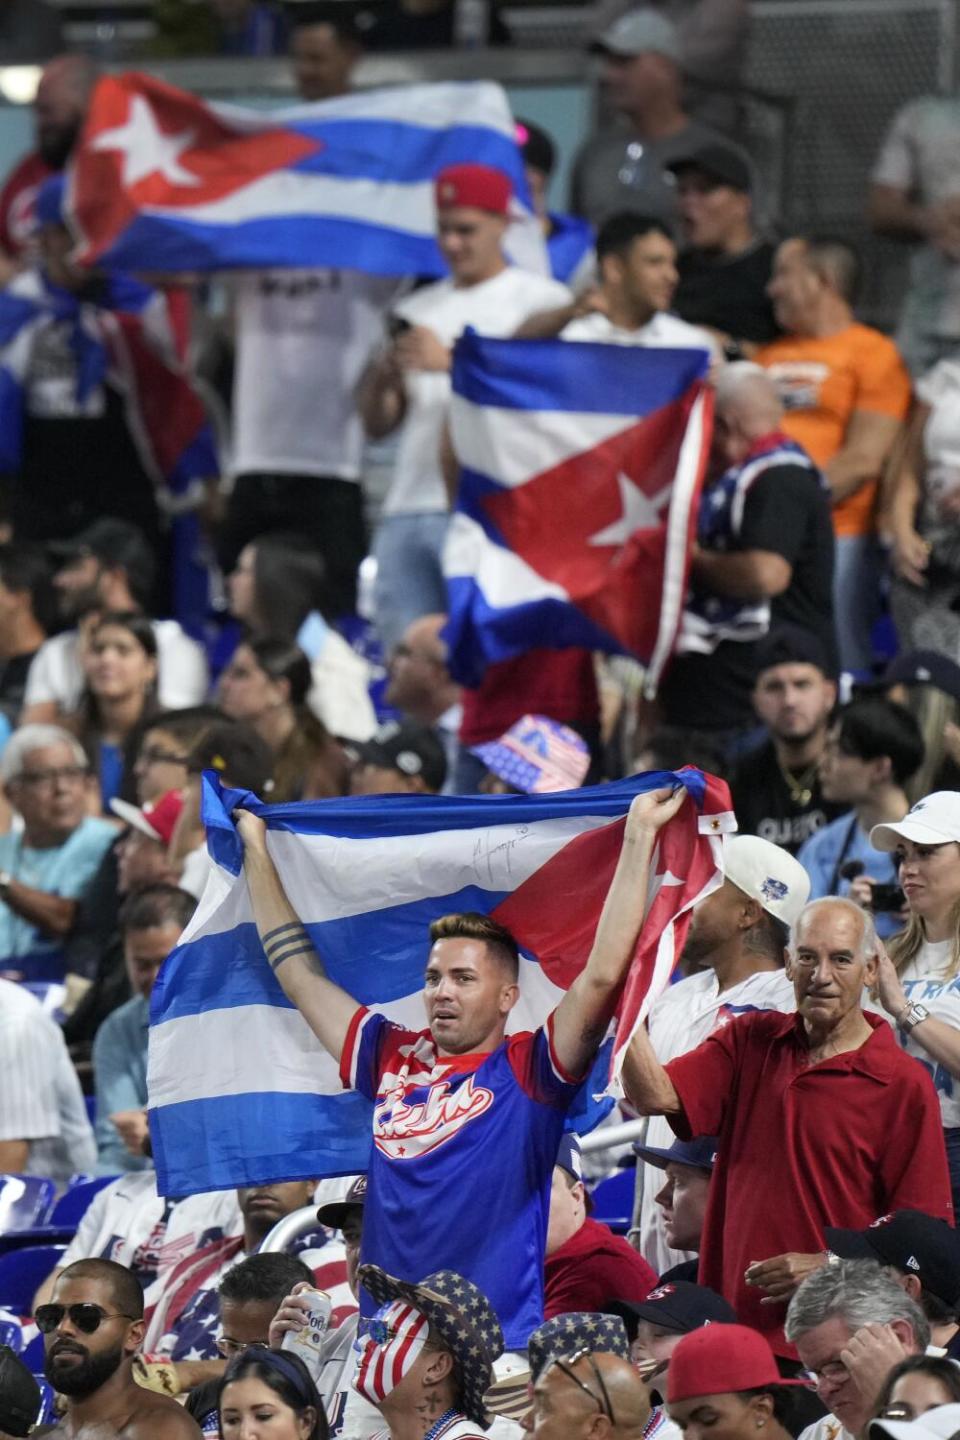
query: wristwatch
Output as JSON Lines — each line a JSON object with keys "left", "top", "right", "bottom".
{"left": 898, "top": 1001, "right": 930, "bottom": 1034}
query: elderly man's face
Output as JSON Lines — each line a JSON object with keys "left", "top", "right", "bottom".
{"left": 785, "top": 903, "right": 877, "bottom": 1029}
{"left": 794, "top": 1316, "right": 870, "bottom": 1434}
{"left": 7, "top": 742, "right": 89, "bottom": 844}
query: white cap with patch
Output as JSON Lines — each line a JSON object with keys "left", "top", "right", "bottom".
{"left": 871, "top": 791, "right": 960, "bottom": 851}
{"left": 722, "top": 834, "right": 811, "bottom": 928}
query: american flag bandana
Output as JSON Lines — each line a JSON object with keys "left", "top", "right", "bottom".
{"left": 355, "top": 1300, "right": 430, "bottom": 1404}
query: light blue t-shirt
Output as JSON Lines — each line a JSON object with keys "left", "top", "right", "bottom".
{"left": 93, "top": 993, "right": 151, "bottom": 1174}
{"left": 796, "top": 810, "right": 902, "bottom": 939}
{"left": 0, "top": 817, "right": 117, "bottom": 982}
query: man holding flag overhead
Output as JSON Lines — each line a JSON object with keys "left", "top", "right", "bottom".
{"left": 234, "top": 783, "right": 687, "bottom": 1349}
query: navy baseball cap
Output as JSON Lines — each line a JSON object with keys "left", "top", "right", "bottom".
{"left": 606, "top": 1281, "right": 737, "bottom": 1341}
{"left": 555, "top": 1132, "right": 583, "bottom": 1182}
{"left": 633, "top": 1135, "right": 718, "bottom": 1171}
{"left": 825, "top": 1211, "right": 960, "bottom": 1307}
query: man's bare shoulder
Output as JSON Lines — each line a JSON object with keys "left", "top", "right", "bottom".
{"left": 125, "top": 1393, "right": 203, "bottom": 1438}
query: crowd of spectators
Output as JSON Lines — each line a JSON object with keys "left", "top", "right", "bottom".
{"left": 5, "top": 2, "right": 960, "bottom": 1438}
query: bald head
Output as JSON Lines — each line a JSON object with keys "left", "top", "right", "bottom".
{"left": 36, "top": 55, "right": 98, "bottom": 167}
{"left": 386, "top": 613, "right": 459, "bottom": 722}
{"left": 714, "top": 362, "right": 784, "bottom": 466}
{"left": 533, "top": 1352, "right": 651, "bottom": 1440}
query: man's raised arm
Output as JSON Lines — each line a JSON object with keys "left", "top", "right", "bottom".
{"left": 236, "top": 809, "right": 359, "bottom": 1064}
{"left": 550, "top": 787, "right": 690, "bottom": 1081}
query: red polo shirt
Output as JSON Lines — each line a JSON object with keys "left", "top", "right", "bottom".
{"left": 666, "top": 1011, "right": 952, "bottom": 1358}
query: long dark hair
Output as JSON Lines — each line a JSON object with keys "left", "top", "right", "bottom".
{"left": 219, "top": 1350, "right": 328, "bottom": 1440}
{"left": 251, "top": 533, "right": 331, "bottom": 638}
{"left": 874, "top": 1355, "right": 960, "bottom": 1417}
{"left": 243, "top": 638, "right": 345, "bottom": 802}
{"left": 76, "top": 610, "right": 159, "bottom": 804}
{"left": 246, "top": 637, "right": 312, "bottom": 707}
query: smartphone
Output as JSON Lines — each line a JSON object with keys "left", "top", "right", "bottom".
{"left": 871, "top": 883, "right": 906, "bottom": 913}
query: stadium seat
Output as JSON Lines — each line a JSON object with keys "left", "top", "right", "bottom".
{"left": 49, "top": 1176, "right": 118, "bottom": 1228}
{"left": 0, "top": 1177, "right": 56, "bottom": 1233}
{"left": 589, "top": 1168, "right": 635, "bottom": 1235}
{"left": 0, "top": 1245, "right": 66, "bottom": 1312}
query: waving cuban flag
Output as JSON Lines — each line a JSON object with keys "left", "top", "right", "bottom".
{"left": 444, "top": 331, "right": 713, "bottom": 691}
{"left": 147, "top": 770, "right": 733, "bottom": 1197}
{"left": 67, "top": 73, "right": 545, "bottom": 275}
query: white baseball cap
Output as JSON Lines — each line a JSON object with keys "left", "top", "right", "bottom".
{"left": 871, "top": 791, "right": 960, "bottom": 852}
{"left": 869, "top": 1402, "right": 960, "bottom": 1440}
{"left": 590, "top": 9, "right": 682, "bottom": 62}
{"left": 722, "top": 834, "right": 811, "bottom": 928}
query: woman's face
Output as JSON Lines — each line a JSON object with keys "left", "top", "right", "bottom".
{"left": 897, "top": 839, "right": 960, "bottom": 924}
{"left": 228, "top": 545, "right": 258, "bottom": 625}
{"left": 219, "top": 1376, "right": 315, "bottom": 1439}
{"left": 85, "top": 624, "right": 156, "bottom": 701}
{"left": 668, "top": 1391, "right": 768, "bottom": 1440}
{"left": 219, "top": 646, "right": 279, "bottom": 723}
{"left": 883, "top": 1371, "right": 959, "bottom": 1420}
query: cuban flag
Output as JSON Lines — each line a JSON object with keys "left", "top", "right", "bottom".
{"left": 147, "top": 768, "right": 733, "bottom": 1198}
{"left": 67, "top": 73, "right": 544, "bottom": 275}
{"left": 444, "top": 331, "right": 713, "bottom": 690}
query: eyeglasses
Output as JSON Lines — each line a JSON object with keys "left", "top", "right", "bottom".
{"left": 139, "top": 748, "right": 188, "bottom": 768}
{"left": 807, "top": 1359, "right": 849, "bottom": 1385}
{"left": 216, "top": 1335, "right": 269, "bottom": 1358}
{"left": 17, "top": 765, "right": 88, "bottom": 789}
{"left": 35, "top": 1303, "right": 137, "bottom": 1335}
{"left": 551, "top": 1350, "right": 616, "bottom": 1424}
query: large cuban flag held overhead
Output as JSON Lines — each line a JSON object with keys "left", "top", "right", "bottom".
{"left": 67, "top": 73, "right": 544, "bottom": 275}
{"left": 148, "top": 769, "right": 734, "bottom": 1198}
{"left": 444, "top": 331, "right": 713, "bottom": 691}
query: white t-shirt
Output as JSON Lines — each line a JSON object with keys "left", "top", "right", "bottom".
{"left": 561, "top": 309, "right": 718, "bottom": 355}
{"left": 898, "top": 938, "right": 960, "bottom": 1127}
{"left": 639, "top": 966, "right": 796, "bottom": 1273}
{"left": 232, "top": 270, "right": 401, "bottom": 480}
{"left": 798, "top": 1418, "right": 852, "bottom": 1440}
{"left": 24, "top": 620, "right": 209, "bottom": 714}
{"left": 383, "top": 266, "right": 572, "bottom": 516}
{"left": 0, "top": 977, "right": 96, "bottom": 1181}
{"left": 917, "top": 360, "right": 960, "bottom": 513}
{"left": 61, "top": 1171, "right": 242, "bottom": 1285}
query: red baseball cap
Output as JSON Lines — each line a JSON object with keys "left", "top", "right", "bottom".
{"left": 111, "top": 789, "right": 184, "bottom": 847}
{"left": 434, "top": 164, "right": 512, "bottom": 215}
{"left": 667, "top": 1325, "right": 809, "bottom": 1403}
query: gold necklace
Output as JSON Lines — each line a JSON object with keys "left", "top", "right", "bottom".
{"left": 776, "top": 754, "right": 819, "bottom": 808}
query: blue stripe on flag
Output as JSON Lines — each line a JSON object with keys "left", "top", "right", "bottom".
{"left": 286, "top": 120, "right": 527, "bottom": 191}
{"left": 452, "top": 329, "right": 710, "bottom": 415}
{"left": 93, "top": 213, "right": 452, "bottom": 277}
{"left": 150, "top": 1090, "right": 375, "bottom": 1193}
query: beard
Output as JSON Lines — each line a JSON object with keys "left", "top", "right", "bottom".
{"left": 38, "top": 120, "right": 81, "bottom": 169}
{"left": 45, "top": 1339, "right": 125, "bottom": 1397}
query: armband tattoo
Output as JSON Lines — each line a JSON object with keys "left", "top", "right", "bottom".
{"left": 263, "top": 922, "right": 314, "bottom": 971}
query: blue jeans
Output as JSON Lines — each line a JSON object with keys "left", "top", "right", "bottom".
{"left": 372, "top": 511, "right": 449, "bottom": 655}
{"left": 834, "top": 533, "right": 882, "bottom": 676}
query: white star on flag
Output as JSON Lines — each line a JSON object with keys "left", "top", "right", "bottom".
{"left": 643, "top": 840, "right": 684, "bottom": 921}
{"left": 588, "top": 472, "right": 671, "bottom": 548}
{"left": 91, "top": 95, "right": 201, "bottom": 188}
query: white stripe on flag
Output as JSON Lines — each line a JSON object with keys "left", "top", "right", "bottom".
{"left": 209, "top": 80, "right": 518, "bottom": 136}
{"left": 450, "top": 395, "right": 635, "bottom": 490}
{"left": 443, "top": 512, "right": 568, "bottom": 602}
{"left": 141, "top": 173, "right": 438, "bottom": 236}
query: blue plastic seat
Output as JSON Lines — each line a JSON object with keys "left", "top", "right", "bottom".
{"left": 0, "top": 1244, "right": 65, "bottom": 1312}
{"left": 0, "top": 1177, "right": 56, "bottom": 1233}
{"left": 49, "top": 1176, "right": 118, "bottom": 1228}
{"left": 589, "top": 1168, "right": 635, "bottom": 1235}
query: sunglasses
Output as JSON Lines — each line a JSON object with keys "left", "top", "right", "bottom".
{"left": 35, "top": 1303, "right": 137, "bottom": 1335}
{"left": 552, "top": 1349, "right": 617, "bottom": 1425}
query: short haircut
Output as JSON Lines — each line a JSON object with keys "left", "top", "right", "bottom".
{"left": 785, "top": 1259, "right": 929, "bottom": 1348}
{"left": 1, "top": 724, "right": 87, "bottom": 782}
{"left": 429, "top": 912, "right": 520, "bottom": 980}
{"left": 0, "top": 542, "right": 57, "bottom": 633}
{"left": 145, "top": 706, "right": 223, "bottom": 751}
{"left": 800, "top": 235, "right": 862, "bottom": 305}
{"left": 790, "top": 896, "right": 878, "bottom": 961}
{"left": 188, "top": 720, "right": 274, "bottom": 795}
{"left": 219, "top": 1252, "right": 314, "bottom": 1306}
{"left": 836, "top": 697, "right": 925, "bottom": 785}
{"left": 58, "top": 1259, "right": 145, "bottom": 1320}
{"left": 596, "top": 212, "right": 673, "bottom": 262}
{"left": 290, "top": 4, "right": 361, "bottom": 47}
{"left": 119, "top": 884, "right": 197, "bottom": 936}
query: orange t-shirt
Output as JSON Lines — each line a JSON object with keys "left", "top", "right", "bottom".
{"left": 756, "top": 323, "right": 912, "bottom": 538}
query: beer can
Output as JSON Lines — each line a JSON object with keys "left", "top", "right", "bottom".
{"left": 280, "top": 1288, "right": 332, "bottom": 1381}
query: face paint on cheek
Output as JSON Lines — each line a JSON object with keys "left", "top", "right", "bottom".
{"left": 354, "top": 1300, "right": 430, "bottom": 1405}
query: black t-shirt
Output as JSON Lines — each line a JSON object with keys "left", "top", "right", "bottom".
{"left": 360, "top": 0, "right": 509, "bottom": 48}
{"left": 674, "top": 241, "right": 779, "bottom": 344}
{"left": 730, "top": 739, "right": 846, "bottom": 854}
{"left": 660, "top": 462, "right": 837, "bottom": 732}
{"left": 186, "top": 1378, "right": 221, "bottom": 1436}
{"left": 0, "top": 651, "right": 36, "bottom": 725}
